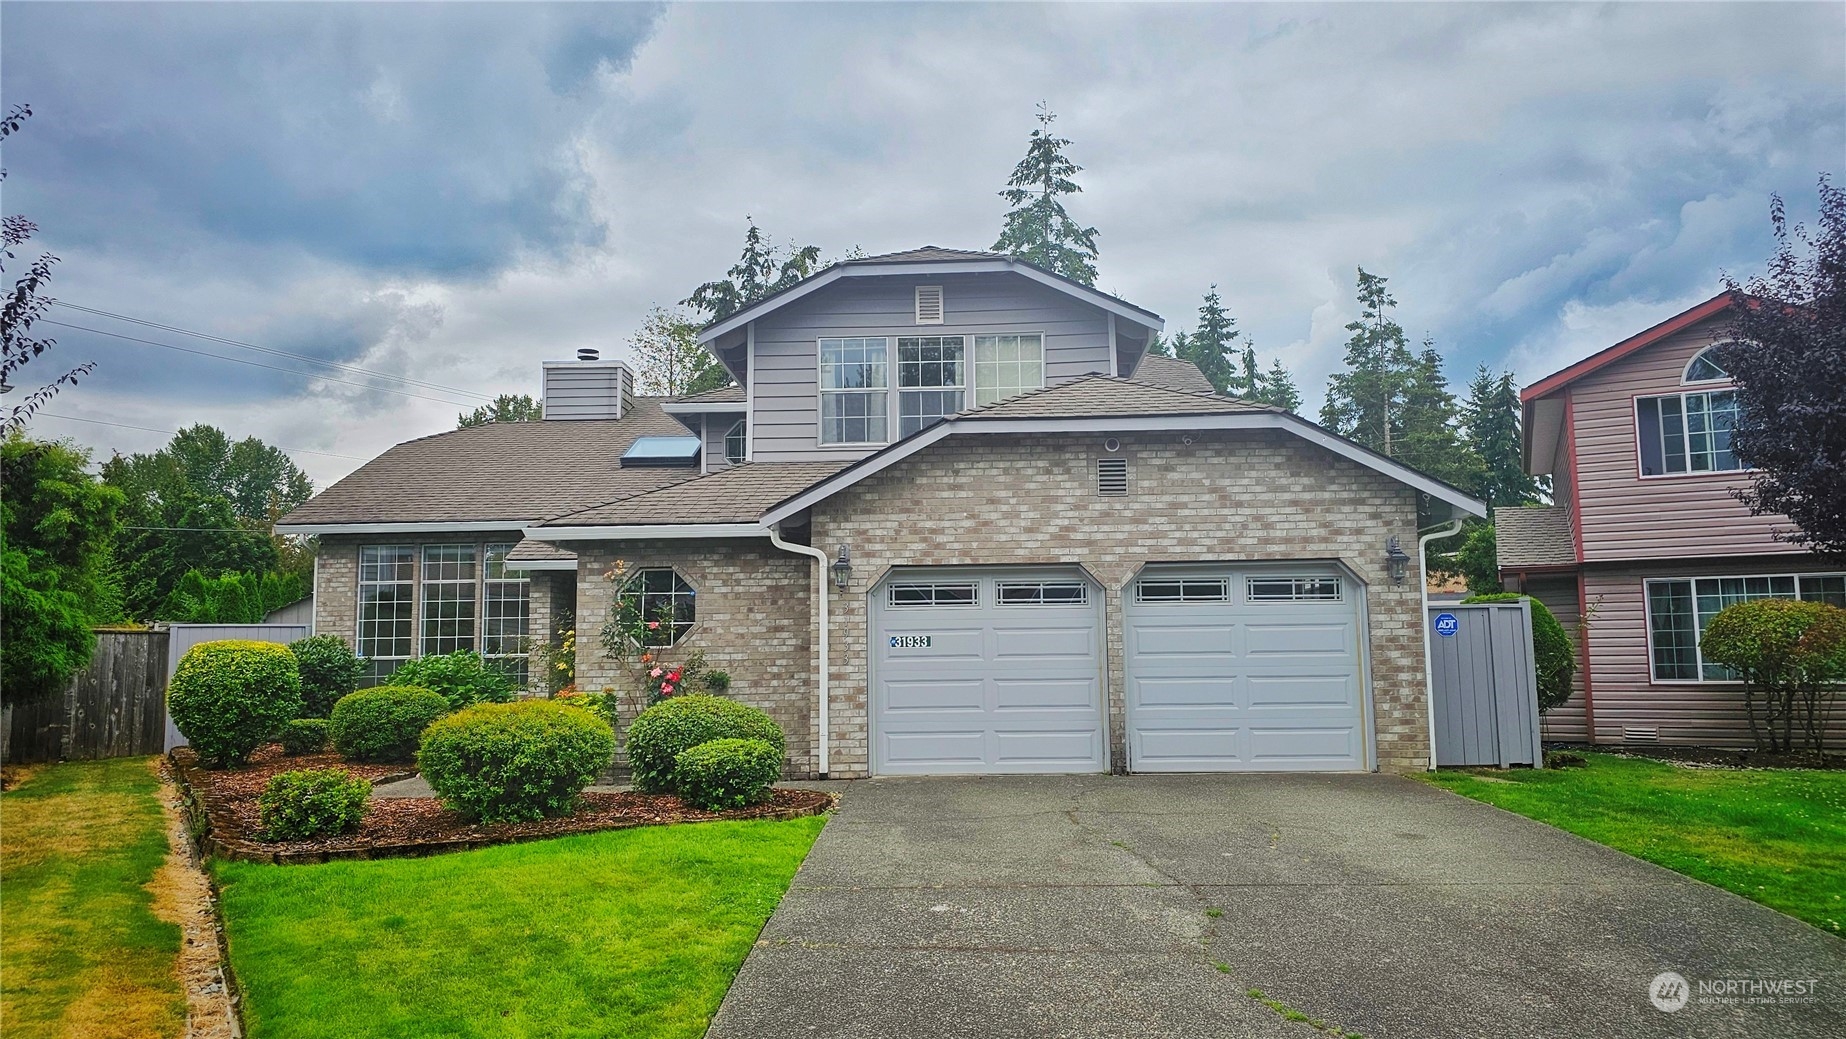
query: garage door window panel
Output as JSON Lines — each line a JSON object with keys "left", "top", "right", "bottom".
{"left": 887, "top": 582, "right": 978, "bottom": 607}
{"left": 996, "top": 581, "right": 1089, "bottom": 606}
{"left": 1247, "top": 577, "right": 1343, "bottom": 602}
{"left": 1135, "top": 579, "right": 1230, "bottom": 603}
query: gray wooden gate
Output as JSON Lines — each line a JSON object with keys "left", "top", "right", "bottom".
{"left": 163, "top": 623, "right": 310, "bottom": 751}
{"left": 1428, "top": 601, "right": 1543, "bottom": 768}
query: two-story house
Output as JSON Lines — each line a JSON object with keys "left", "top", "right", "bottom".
{"left": 1498, "top": 292, "right": 1845, "bottom": 749}
{"left": 280, "top": 247, "right": 1484, "bottom": 778}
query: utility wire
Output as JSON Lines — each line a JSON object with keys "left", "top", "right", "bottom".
{"left": 123, "top": 526, "right": 290, "bottom": 535}
{"left": 34, "top": 411, "right": 371, "bottom": 462}
{"left": 42, "top": 320, "right": 483, "bottom": 407}
{"left": 52, "top": 301, "right": 494, "bottom": 401}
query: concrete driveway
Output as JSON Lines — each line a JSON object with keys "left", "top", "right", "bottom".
{"left": 709, "top": 773, "right": 1845, "bottom": 1039}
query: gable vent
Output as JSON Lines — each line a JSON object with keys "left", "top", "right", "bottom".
{"left": 1096, "top": 457, "right": 1129, "bottom": 496}
{"left": 915, "top": 285, "right": 944, "bottom": 325}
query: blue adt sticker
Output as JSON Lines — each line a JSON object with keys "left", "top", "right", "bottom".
{"left": 1434, "top": 612, "right": 1460, "bottom": 638}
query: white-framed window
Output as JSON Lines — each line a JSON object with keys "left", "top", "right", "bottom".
{"left": 973, "top": 333, "right": 1044, "bottom": 405}
{"left": 996, "top": 581, "right": 1089, "bottom": 606}
{"left": 1636, "top": 389, "right": 1740, "bottom": 476}
{"left": 357, "top": 546, "right": 415, "bottom": 684}
{"left": 820, "top": 337, "right": 889, "bottom": 445}
{"left": 896, "top": 335, "right": 965, "bottom": 438}
{"left": 420, "top": 545, "right": 478, "bottom": 656}
{"left": 482, "top": 544, "right": 530, "bottom": 686}
{"left": 887, "top": 582, "right": 978, "bottom": 607}
{"left": 1247, "top": 576, "right": 1343, "bottom": 602}
{"left": 1683, "top": 345, "right": 1733, "bottom": 383}
{"left": 1645, "top": 572, "right": 1846, "bottom": 681}
{"left": 621, "top": 568, "right": 696, "bottom": 646}
{"left": 1135, "top": 578, "right": 1230, "bottom": 604}
{"left": 724, "top": 419, "right": 746, "bottom": 465}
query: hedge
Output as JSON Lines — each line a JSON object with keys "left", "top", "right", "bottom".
{"left": 387, "top": 651, "right": 516, "bottom": 710}
{"left": 624, "top": 694, "right": 785, "bottom": 794}
{"left": 673, "top": 737, "right": 781, "bottom": 811}
{"left": 257, "top": 768, "right": 370, "bottom": 840}
{"left": 289, "top": 635, "right": 363, "bottom": 718}
{"left": 329, "top": 685, "right": 450, "bottom": 763}
{"left": 417, "top": 701, "right": 616, "bottom": 823}
{"left": 168, "top": 640, "right": 303, "bottom": 767}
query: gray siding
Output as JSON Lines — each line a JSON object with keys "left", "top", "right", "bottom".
{"left": 700, "top": 411, "right": 745, "bottom": 472}
{"left": 750, "top": 271, "right": 1114, "bottom": 463}
{"left": 542, "top": 362, "right": 633, "bottom": 421}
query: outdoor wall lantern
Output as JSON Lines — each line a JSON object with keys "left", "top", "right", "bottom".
{"left": 1385, "top": 536, "right": 1410, "bottom": 585}
{"left": 831, "top": 545, "right": 853, "bottom": 591}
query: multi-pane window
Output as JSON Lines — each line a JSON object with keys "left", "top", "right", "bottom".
{"left": 1684, "top": 346, "right": 1731, "bottom": 383}
{"left": 886, "top": 582, "right": 978, "bottom": 607}
{"left": 622, "top": 568, "right": 696, "bottom": 646}
{"left": 1247, "top": 576, "right": 1343, "bottom": 602}
{"left": 724, "top": 419, "right": 746, "bottom": 464}
{"left": 1646, "top": 573, "right": 1844, "bottom": 680}
{"left": 420, "top": 545, "right": 478, "bottom": 655}
{"left": 820, "top": 337, "right": 889, "bottom": 444}
{"left": 896, "top": 336, "right": 966, "bottom": 437}
{"left": 1135, "top": 578, "right": 1230, "bottom": 603}
{"left": 357, "top": 546, "right": 415, "bottom": 683}
{"left": 1636, "top": 390, "right": 1739, "bottom": 476}
{"left": 972, "top": 333, "right": 1044, "bottom": 406}
{"left": 996, "top": 581, "right": 1088, "bottom": 606}
{"left": 482, "top": 544, "right": 530, "bottom": 686}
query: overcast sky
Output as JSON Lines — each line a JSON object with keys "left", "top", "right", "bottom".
{"left": 5, "top": 1, "right": 1842, "bottom": 487}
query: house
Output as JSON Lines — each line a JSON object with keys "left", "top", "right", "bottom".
{"left": 278, "top": 247, "right": 1484, "bottom": 778}
{"left": 1498, "top": 292, "right": 1845, "bottom": 749}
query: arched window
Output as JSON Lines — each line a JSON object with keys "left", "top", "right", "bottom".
{"left": 724, "top": 420, "right": 746, "bottom": 465}
{"left": 620, "top": 568, "right": 696, "bottom": 646}
{"left": 1684, "top": 345, "right": 1733, "bottom": 383}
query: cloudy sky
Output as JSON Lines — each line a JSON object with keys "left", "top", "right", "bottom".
{"left": 5, "top": 1, "right": 1841, "bottom": 487}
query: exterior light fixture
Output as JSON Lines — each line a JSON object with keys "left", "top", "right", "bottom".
{"left": 1385, "top": 536, "right": 1410, "bottom": 586}
{"left": 831, "top": 545, "right": 853, "bottom": 591}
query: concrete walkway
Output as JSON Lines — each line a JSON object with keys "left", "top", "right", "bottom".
{"left": 709, "top": 773, "right": 1846, "bottom": 1039}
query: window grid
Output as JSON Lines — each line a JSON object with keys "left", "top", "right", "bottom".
{"left": 886, "top": 583, "right": 978, "bottom": 608}
{"left": 420, "top": 545, "right": 478, "bottom": 656}
{"left": 623, "top": 568, "right": 696, "bottom": 646}
{"left": 358, "top": 546, "right": 415, "bottom": 684}
{"left": 973, "top": 333, "right": 1044, "bottom": 405}
{"left": 996, "top": 582, "right": 1089, "bottom": 606}
{"left": 820, "top": 337, "right": 889, "bottom": 445}
{"left": 1135, "top": 579, "right": 1231, "bottom": 604}
{"left": 724, "top": 420, "right": 746, "bottom": 465}
{"left": 1646, "top": 572, "right": 1846, "bottom": 681}
{"left": 896, "top": 336, "right": 966, "bottom": 438}
{"left": 1684, "top": 346, "right": 1731, "bottom": 383}
{"left": 1638, "top": 390, "right": 1739, "bottom": 476}
{"left": 1247, "top": 577, "right": 1343, "bottom": 602}
{"left": 482, "top": 543, "right": 530, "bottom": 686}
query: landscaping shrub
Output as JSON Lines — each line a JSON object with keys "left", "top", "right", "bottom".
{"left": 279, "top": 718, "right": 330, "bottom": 756}
{"left": 625, "top": 694, "right": 785, "bottom": 794}
{"left": 257, "top": 767, "right": 370, "bottom": 840}
{"left": 1462, "top": 593, "right": 1576, "bottom": 713}
{"left": 168, "top": 640, "right": 304, "bottom": 767}
{"left": 1701, "top": 598, "right": 1846, "bottom": 753}
{"left": 387, "top": 651, "right": 516, "bottom": 710}
{"left": 417, "top": 701, "right": 616, "bottom": 823}
{"left": 672, "top": 738, "right": 781, "bottom": 811}
{"left": 329, "top": 685, "right": 450, "bottom": 763}
{"left": 289, "top": 635, "right": 363, "bottom": 718}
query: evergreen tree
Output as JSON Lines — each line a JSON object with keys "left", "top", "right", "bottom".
{"left": 683, "top": 218, "right": 822, "bottom": 323}
{"left": 1395, "top": 341, "right": 1479, "bottom": 489}
{"left": 1459, "top": 366, "right": 1542, "bottom": 510}
{"left": 1321, "top": 267, "right": 1415, "bottom": 455}
{"left": 1180, "top": 286, "right": 1241, "bottom": 395}
{"left": 458, "top": 394, "right": 542, "bottom": 427}
{"left": 1145, "top": 332, "right": 1174, "bottom": 358}
{"left": 993, "top": 104, "right": 1100, "bottom": 286}
{"left": 1260, "top": 358, "right": 1301, "bottom": 412}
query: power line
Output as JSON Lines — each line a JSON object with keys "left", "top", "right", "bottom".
{"left": 123, "top": 526, "right": 288, "bottom": 535}
{"left": 41, "top": 319, "right": 483, "bottom": 407}
{"left": 53, "top": 301, "right": 494, "bottom": 401}
{"left": 34, "top": 411, "right": 372, "bottom": 462}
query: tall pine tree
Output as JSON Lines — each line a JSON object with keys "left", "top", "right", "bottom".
{"left": 683, "top": 219, "right": 821, "bottom": 323}
{"left": 1460, "top": 366, "right": 1542, "bottom": 510}
{"left": 1180, "top": 286, "right": 1241, "bottom": 395}
{"left": 993, "top": 104, "right": 1100, "bottom": 286}
{"left": 1395, "top": 340, "right": 1479, "bottom": 489}
{"left": 1262, "top": 358, "right": 1301, "bottom": 412}
{"left": 1320, "top": 267, "right": 1415, "bottom": 455}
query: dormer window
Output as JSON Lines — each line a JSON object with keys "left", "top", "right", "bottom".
{"left": 1684, "top": 345, "right": 1734, "bottom": 383}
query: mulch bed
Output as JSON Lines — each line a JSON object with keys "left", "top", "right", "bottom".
{"left": 1556, "top": 742, "right": 1846, "bottom": 771}
{"left": 170, "top": 745, "right": 835, "bottom": 865}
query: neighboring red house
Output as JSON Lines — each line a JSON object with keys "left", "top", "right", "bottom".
{"left": 1498, "top": 292, "right": 1845, "bottom": 749}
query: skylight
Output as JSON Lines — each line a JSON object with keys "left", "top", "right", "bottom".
{"left": 620, "top": 436, "right": 702, "bottom": 467}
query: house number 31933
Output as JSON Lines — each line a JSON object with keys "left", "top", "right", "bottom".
{"left": 889, "top": 635, "right": 931, "bottom": 649}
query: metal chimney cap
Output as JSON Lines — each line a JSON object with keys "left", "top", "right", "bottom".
{"left": 576, "top": 348, "right": 600, "bottom": 361}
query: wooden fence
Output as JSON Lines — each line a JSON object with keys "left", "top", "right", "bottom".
{"left": 3, "top": 629, "right": 170, "bottom": 763}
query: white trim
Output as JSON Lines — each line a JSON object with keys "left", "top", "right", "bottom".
{"left": 1107, "top": 313, "right": 1118, "bottom": 377}
{"left": 768, "top": 525, "right": 830, "bottom": 776}
{"left": 696, "top": 258, "right": 1163, "bottom": 345}
{"left": 1632, "top": 388, "right": 1743, "bottom": 480}
{"left": 660, "top": 400, "right": 746, "bottom": 416}
{"left": 276, "top": 520, "right": 524, "bottom": 536}
{"left": 745, "top": 322, "right": 756, "bottom": 462}
{"left": 1642, "top": 571, "right": 1846, "bottom": 683}
{"left": 762, "top": 411, "right": 1488, "bottom": 526}
{"left": 499, "top": 557, "right": 577, "bottom": 573}
{"left": 914, "top": 284, "right": 944, "bottom": 325}
{"left": 816, "top": 334, "right": 893, "bottom": 447}
{"left": 1681, "top": 343, "right": 1736, "bottom": 385}
{"left": 699, "top": 414, "right": 707, "bottom": 476}
{"left": 526, "top": 523, "right": 765, "bottom": 541}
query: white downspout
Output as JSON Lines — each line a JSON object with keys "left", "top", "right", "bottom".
{"left": 1419, "top": 517, "right": 1465, "bottom": 771}
{"left": 768, "top": 524, "right": 829, "bottom": 777}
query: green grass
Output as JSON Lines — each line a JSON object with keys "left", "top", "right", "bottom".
{"left": 0, "top": 757, "right": 186, "bottom": 1039}
{"left": 1424, "top": 752, "right": 1846, "bottom": 934}
{"left": 213, "top": 815, "right": 826, "bottom": 1039}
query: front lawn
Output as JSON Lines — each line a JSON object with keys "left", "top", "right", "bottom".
{"left": 213, "top": 814, "right": 826, "bottom": 1039}
{"left": 0, "top": 757, "right": 186, "bottom": 1039}
{"left": 1425, "top": 752, "right": 1846, "bottom": 934}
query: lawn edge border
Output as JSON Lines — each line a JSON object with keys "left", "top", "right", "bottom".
{"left": 155, "top": 757, "right": 249, "bottom": 1039}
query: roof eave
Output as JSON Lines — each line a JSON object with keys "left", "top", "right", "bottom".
{"left": 1521, "top": 291, "right": 1734, "bottom": 403}
{"left": 275, "top": 519, "right": 530, "bottom": 536}
{"left": 526, "top": 522, "right": 767, "bottom": 541}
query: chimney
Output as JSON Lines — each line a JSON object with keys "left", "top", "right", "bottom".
{"left": 543, "top": 355, "right": 633, "bottom": 420}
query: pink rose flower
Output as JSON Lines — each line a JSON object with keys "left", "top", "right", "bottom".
{"left": 650, "top": 667, "right": 664, "bottom": 678}
{"left": 660, "top": 683, "right": 674, "bottom": 695}
{"left": 646, "top": 620, "right": 661, "bottom": 630}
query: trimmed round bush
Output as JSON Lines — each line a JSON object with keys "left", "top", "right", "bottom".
{"left": 625, "top": 694, "right": 785, "bottom": 794}
{"left": 1463, "top": 592, "right": 1576, "bottom": 713}
{"left": 673, "top": 738, "right": 781, "bottom": 811}
{"left": 257, "top": 767, "right": 370, "bottom": 841}
{"left": 417, "top": 701, "right": 616, "bottom": 823}
{"left": 329, "top": 685, "right": 450, "bottom": 763}
{"left": 279, "top": 717, "right": 330, "bottom": 756}
{"left": 387, "top": 651, "right": 515, "bottom": 710}
{"left": 168, "top": 640, "right": 304, "bottom": 767}
{"left": 289, "top": 635, "right": 363, "bottom": 718}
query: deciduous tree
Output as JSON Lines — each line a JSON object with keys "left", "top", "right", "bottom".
{"left": 457, "top": 394, "right": 541, "bottom": 427}
{"left": 2, "top": 105, "right": 93, "bottom": 432}
{"left": 628, "top": 306, "right": 728, "bottom": 397}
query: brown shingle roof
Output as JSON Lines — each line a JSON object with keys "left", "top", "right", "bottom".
{"left": 1494, "top": 506, "right": 1576, "bottom": 569}
{"left": 278, "top": 399, "right": 697, "bottom": 526}
{"left": 962, "top": 375, "right": 1272, "bottom": 420}
{"left": 504, "top": 539, "right": 575, "bottom": 563}
{"left": 854, "top": 246, "right": 1004, "bottom": 264}
{"left": 1128, "top": 354, "right": 1217, "bottom": 394}
{"left": 670, "top": 384, "right": 745, "bottom": 404}
{"left": 540, "top": 462, "right": 850, "bottom": 527}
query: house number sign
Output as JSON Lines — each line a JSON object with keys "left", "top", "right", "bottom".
{"left": 889, "top": 635, "right": 932, "bottom": 649}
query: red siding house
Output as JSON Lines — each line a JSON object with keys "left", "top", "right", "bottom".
{"left": 1498, "top": 292, "right": 1845, "bottom": 749}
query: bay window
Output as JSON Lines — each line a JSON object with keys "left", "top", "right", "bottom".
{"left": 357, "top": 546, "right": 415, "bottom": 684}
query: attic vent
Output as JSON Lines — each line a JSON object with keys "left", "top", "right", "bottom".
{"left": 577, "top": 348, "right": 600, "bottom": 361}
{"left": 1621, "top": 726, "right": 1660, "bottom": 744}
{"left": 1096, "top": 457, "right": 1129, "bottom": 496}
{"left": 915, "top": 285, "right": 944, "bottom": 325}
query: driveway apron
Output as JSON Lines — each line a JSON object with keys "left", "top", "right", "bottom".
{"left": 707, "top": 773, "right": 1846, "bottom": 1039}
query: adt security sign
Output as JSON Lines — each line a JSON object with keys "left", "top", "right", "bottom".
{"left": 1434, "top": 612, "right": 1460, "bottom": 638}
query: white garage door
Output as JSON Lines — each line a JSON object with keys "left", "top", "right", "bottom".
{"left": 872, "top": 567, "right": 1106, "bottom": 775}
{"left": 1125, "top": 566, "right": 1368, "bottom": 772}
